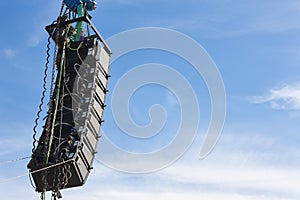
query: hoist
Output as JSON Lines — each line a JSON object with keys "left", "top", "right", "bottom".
{"left": 27, "top": 1, "right": 111, "bottom": 199}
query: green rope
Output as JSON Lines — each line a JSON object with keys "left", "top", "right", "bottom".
{"left": 67, "top": 42, "right": 83, "bottom": 51}
{"left": 46, "top": 22, "right": 72, "bottom": 165}
{"left": 46, "top": 40, "right": 66, "bottom": 164}
{"left": 42, "top": 189, "right": 46, "bottom": 200}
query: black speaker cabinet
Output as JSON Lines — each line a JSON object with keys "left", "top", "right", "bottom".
{"left": 28, "top": 37, "right": 110, "bottom": 192}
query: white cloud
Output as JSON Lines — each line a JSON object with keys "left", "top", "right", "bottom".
{"left": 250, "top": 83, "right": 300, "bottom": 110}
{"left": 62, "top": 159, "right": 300, "bottom": 200}
{"left": 66, "top": 190, "right": 298, "bottom": 200}
{"left": 27, "top": 33, "right": 44, "bottom": 47}
{"left": 160, "top": 164, "right": 300, "bottom": 197}
{"left": 68, "top": 131, "right": 299, "bottom": 200}
{"left": 0, "top": 138, "right": 31, "bottom": 157}
{"left": 1, "top": 49, "right": 17, "bottom": 57}
{"left": 0, "top": 131, "right": 299, "bottom": 200}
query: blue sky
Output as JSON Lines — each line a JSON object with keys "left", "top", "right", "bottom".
{"left": 1, "top": 0, "right": 300, "bottom": 199}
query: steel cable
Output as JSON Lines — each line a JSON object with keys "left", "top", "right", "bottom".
{"left": 0, "top": 156, "right": 31, "bottom": 165}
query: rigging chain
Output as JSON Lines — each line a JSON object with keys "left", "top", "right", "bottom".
{"left": 32, "top": 35, "right": 52, "bottom": 154}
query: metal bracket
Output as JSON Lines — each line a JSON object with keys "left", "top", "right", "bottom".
{"left": 45, "top": 13, "right": 112, "bottom": 55}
